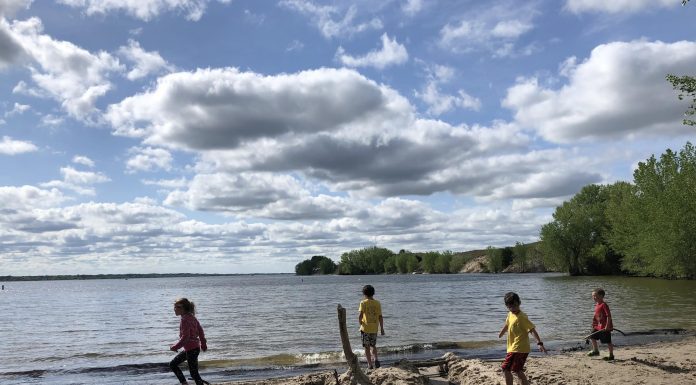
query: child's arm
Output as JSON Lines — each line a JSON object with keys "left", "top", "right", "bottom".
{"left": 498, "top": 323, "right": 508, "bottom": 338}
{"left": 358, "top": 311, "right": 364, "bottom": 327}
{"left": 379, "top": 315, "right": 384, "bottom": 335}
{"left": 604, "top": 306, "right": 613, "bottom": 331}
{"left": 198, "top": 320, "right": 207, "bottom": 352}
{"left": 530, "top": 328, "right": 548, "bottom": 354}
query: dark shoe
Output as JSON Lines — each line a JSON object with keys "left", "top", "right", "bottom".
{"left": 587, "top": 350, "right": 599, "bottom": 357}
{"left": 603, "top": 355, "right": 615, "bottom": 361}
{"left": 374, "top": 360, "right": 381, "bottom": 368}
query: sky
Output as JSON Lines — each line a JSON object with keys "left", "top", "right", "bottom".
{"left": 0, "top": 0, "right": 694, "bottom": 275}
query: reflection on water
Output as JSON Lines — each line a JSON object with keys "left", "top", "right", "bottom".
{"left": 1, "top": 273, "right": 695, "bottom": 384}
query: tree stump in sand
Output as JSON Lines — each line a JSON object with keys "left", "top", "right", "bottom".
{"left": 337, "top": 304, "right": 374, "bottom": 385}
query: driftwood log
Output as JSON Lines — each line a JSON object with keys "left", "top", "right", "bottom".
{"left": 337, "top": 304, "right": 374, "bottom": 385}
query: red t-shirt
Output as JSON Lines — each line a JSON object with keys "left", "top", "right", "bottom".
{"left": 592, "top": 302, "right": 612, "bottom": 331}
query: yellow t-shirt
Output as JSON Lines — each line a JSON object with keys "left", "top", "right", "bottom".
{"left": 505, "top": 310, "right": 535, "bottom": 353}
{"left": 359, "top": 298, "right": 382, "bottom": 333}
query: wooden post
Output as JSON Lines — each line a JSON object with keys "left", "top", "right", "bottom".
{"left": 337, "top": 304, "right": 374, "bottom": 385}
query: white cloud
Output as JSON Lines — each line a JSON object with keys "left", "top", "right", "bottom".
{"left": 0, "top": 135, "right": 37, "bottom": 155}
{"left": 41, "top": 165, "right": 110, "bottom": 195}
{"left": 0, "top": 185, "right": 65, "bottom": 210}
{"left": 118, "top": 39, "right": 173, "bottom": 80}
{"left": 106, "top": 67, "right": 413, "bottom": 146}
{"left": 503, "top": 40, "right": 696, "bottom": 143}
{"left": 0, "top": 18, "right": 26, "bottom": 68}
{"left": 401, "top": 0, "right": 423, "bottom": 16}
{"left": 438, "top": 2, "right": 537, "bottom": 57}
{"left": 0, "top": 0, "right": 32, "bottom": 17}
{"left": 415, "top": 81, "right": 481, "bottom": 115}
{"left": 126, "top": 146, "right": 173, "bottom": 173}
{"left": 279, "top": 0, "right": 382, "bottom": 39}
{"left": 4, "top": 102, "right": 30, "bottom": 117}
{"left": 565, "top": 0, "right": 676, "bottom": 14}
{"left": 336, "top": 33, "right": 408, "bottom": 69}
{"left": 72, "top": 155, "right": 95, "bottom": 167}
{"left": 8, "top": 17, "right": 122, "bottom": 122}
{"left": 56, "top": 0, "right": 228, "bottom": 21}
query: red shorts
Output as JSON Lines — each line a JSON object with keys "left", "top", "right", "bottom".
{"left": 501, "top": 352, "right": 529, "bottom": 372}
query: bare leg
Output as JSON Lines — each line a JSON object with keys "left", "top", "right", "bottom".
{"left": 503, "top": 370, "right": 514, "bottom": 385}
{"left": 591, "top": 338, "right": 599, "bottom": 352}
{"left": 608, "top": 342, "right": 614, "bottom": 356}
{"left": 364, "top": 346, "right": 373, "bottom": 368}
{"left": 515, "top": 370, "right": 530, "bottom": 385}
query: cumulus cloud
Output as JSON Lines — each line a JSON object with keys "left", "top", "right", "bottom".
{"left": 438, "top": 2, "right": 537, "bottom": 57}
{"left": 126, "top": 146, "right": 173, "bottom": 173}
{"left": 0, "top": 18, "right": 26, "bottom": 68}
{"left": 106, "top": 66, "right": 598, "bottom": 203}
{"left": 106, "top": 67, "right": 411, "bottom": 146}
{"left": 57, "top": 0, "right": 230, "bottom": 21}
{"left": 565, "top": 0, "right": 676, "bottom": 14}
{"left": 7, "top": 17, "right": 122, "bottom": 122}
{"left": 415, "top": 81, "right": 481, "bottom": 115}
{"left": 41, "top": 165, "right": 110, "bottom": 195}
{"left": 0, "top": 135, "right": 37, "bottom": 155}
{"left": 118, "top": 39, "right": 173, "bottom": 80}
{"left": 503, "top": 40, "right": 696, "bottom": 143}
{"left": 336, "top": 33, "right": 408, "bottom": 69}
{"left": 0, "top": 0, "right": 32, "bottom": 17}
{"left": 72, "top": 155, "right": 95, "bottom": 167}
{"left": 279, "top": 0, "right": 382, "bottom": 39}
{"left": 4, "top": 102, "right": 30, "bottom": 117}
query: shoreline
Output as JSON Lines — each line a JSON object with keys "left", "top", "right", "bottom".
{"left": 215, "top": 332, "right": 696, "bottom": 385}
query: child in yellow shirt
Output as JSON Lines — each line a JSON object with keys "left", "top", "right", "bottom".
{"left": 498, "top": 292, "right": 547, "bottom": 385}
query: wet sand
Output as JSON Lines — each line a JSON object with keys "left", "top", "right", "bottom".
{"left": 218, "top": 335, "right": 696, "bottom": 384}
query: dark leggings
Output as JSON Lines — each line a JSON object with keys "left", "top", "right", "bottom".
{"left": 169, "top": 348, "right": 204, "bottom": 385}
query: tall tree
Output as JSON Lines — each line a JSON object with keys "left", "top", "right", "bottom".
{"left": 608, "top": 143, "right": 696, "bottom": 278}
{"left": 540, "top": 185, "right": 617, "bottom": 275}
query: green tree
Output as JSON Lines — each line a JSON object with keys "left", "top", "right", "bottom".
{"left": 513, "top": 242, "right": 528, "bottom": 272}
{"left": 317, "top": 257, "right": 337, "bottom": 274}
{"left": 434, "top": 251, "right": 453, "bottom": 273}
{"left": 406, "top": 253, "right": 420, "bottom": 273}
{"left": 667, "top": 74, "right": 696, "bottom": 126}
{"left": 486, "top": 246, "right": 503, "bottom": 273}
{"left": 338, "top": 246, "right": 394, "bottom": 274}
{"left": 295, "top": 260, "right": 314, "bottom": 275}
{"left": 421, "top": 252, "right": 438, "bottom": 273}
{"left": 448, "top": 254, "right": 467, "bottom": 273}
{"left": 539, "top": 184, "right": 618, "bottom": 275}
{"left": 383, "top": 255, "right": 397, "bottom": 274}
{"left": 607, "top": 143, "right": 696, "bottom": 278}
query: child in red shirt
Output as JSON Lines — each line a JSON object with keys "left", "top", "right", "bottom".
{"left": 587, "top": 288, "right": 614, "bottom": 360}
{"left": 170, "top": 298, "right": 208, "bottom": 385}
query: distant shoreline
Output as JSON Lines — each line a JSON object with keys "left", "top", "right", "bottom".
{"left": 0, "top": 272, "right": 292, "bottom": 282}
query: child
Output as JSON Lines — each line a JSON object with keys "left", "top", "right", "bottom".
{"left": 358, "top": 284, "right": 385, "bottom": 369}
{"left": 587, "top": 288, "right": 614, "bottom": 360}
{"left": 498, "top": 292, "right": 547, "bottom": 385}
{"left": 169, "top": 298, "right": 208, "bottom": 385}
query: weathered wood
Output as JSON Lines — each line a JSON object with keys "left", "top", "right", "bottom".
{"left": 337, "top": 304, "right": 374, "bottom": 385}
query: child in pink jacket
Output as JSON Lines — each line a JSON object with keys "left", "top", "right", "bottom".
{"left": 170, "top": 298, "right": 208, "bottom": 385}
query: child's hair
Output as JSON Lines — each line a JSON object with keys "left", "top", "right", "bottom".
{"left": 362, "top": 285, "right": 375, "bottom": 297}
{"left": 504, "top": 292, "right": 521, "bottom": 306}
{"left": 175, "top": 298, "right": 196, "bottom": 314}
{"left": 593, "top": 288, "right": 606, "bottom": 297}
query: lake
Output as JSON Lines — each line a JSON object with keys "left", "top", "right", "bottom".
{"left": 1, "top": 273, "right": 695, "bottom": 384}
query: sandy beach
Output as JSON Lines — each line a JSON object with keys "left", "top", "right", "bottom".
{"left": 218, "top": 335, "right": 696, "bottom": 385}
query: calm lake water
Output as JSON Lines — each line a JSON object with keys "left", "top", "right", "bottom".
{"left": 1, "top": 273, "right": 695, "bottom": 384}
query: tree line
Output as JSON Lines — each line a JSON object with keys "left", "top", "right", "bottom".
{"left": 540, "top": 142, "right": 696, "bottom": 279}
{"left": 294, "top": 243, "right": 546, "bottom": 276}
